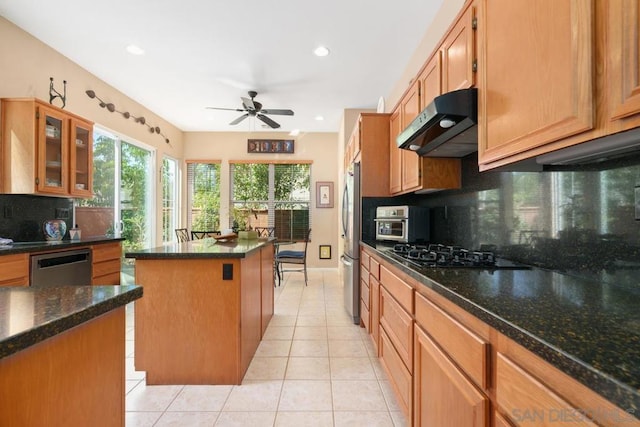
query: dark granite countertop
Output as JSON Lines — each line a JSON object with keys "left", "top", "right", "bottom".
{"left": 0, "top": 285, "right": 142, "bottom": 359}
{"left": 362, "top": 241, "right": 640, "bottom": 417}
{"left": 125, "top": 238, "right": 273, "bottom": 260}
{"left": 0, "top": 236, "right": 124, "bottom": 255}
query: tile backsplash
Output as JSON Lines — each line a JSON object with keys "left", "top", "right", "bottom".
{"left": 0, "top": 194, "right": 73, "bottom": 241}
{"left": 365, "top": 152, "right": 640, "bottom": 286}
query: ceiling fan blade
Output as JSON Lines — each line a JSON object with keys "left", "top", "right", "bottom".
{"left": 229, "top": 113, "right": 249, "bottom": 125}
{"left": 206, "top": 107, "right": 245, "bottom": 112}
{"left": 257, "top": 114, "right": 280, "bottom": 129}
{"left": 261, "top": 109, "right": 294, "bottom": 116}
{"left": 241, "top": 97, "right": 256, "bottom": 111}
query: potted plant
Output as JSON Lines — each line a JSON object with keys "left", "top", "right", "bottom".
{"left": 232, "top": 205, "right": 258, "bottom": 240}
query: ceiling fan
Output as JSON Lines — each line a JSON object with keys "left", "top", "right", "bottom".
{"left": 206, "top": 90, "right": 294, "bottom": 129}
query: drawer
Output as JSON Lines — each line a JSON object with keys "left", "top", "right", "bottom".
{"left": 496, "top": 353, "right": 598, "bottom": 427}
{"left": 369, "top": 257, "right": 380, "bottom": 280}
{"left": 380, "top": 285, "right": 413, "bottom": 372}
{"left": 361, "top": 249, "right": 371, "bottom": 270}
{"left": 380, "top": 264, "right": 413, "bottom": 313}
{"left": 380, "top": 328, "right": 412, "bottom": 417}
{"left": 360, "top": 265, "right": 369, "bottom": 286}
{"left": 361, "top": 278, "right": 370, "bottom": 309}
{"left": 92, "top": 271, "right": 121, "bottom": 286}
{"left": 92, "top": 259, "right": 121, "bottom": 279}
{"left": 92, "top": 242, "right": 122, "bottom": 263}
{"left": 0, "top": 253, "right": 29, "bottom": 285}
{"left": 361, "top": 300, "right": 370, "bottom": 333}
{"left": 415, "top": 292, "right": 488, "bottom": 389}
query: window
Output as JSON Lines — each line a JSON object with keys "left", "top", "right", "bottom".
{"left": 230, "top": 162, "right": 311, "bottom": 240}
{"left": 162, "top": 157, "right": 178, "bottom": 243}
{"left": 187, "top": 161, "right": 221, "bottom": 231}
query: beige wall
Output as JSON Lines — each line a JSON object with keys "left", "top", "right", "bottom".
{"left": 184, "top": 131, "right": 339, "bottom": 268}
{"left": 0, "top": 17, "right": 184, "bottom": 245}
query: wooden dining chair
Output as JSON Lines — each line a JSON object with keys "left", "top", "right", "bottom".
{"left": 275, "top": 228, "right": 311, "bottom": 286}
{"left": 175, "top": 228, "right": 190, "bottom": 242}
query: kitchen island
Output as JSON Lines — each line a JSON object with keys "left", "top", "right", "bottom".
{"left": 0, "top": 284, "right": 142, "bottom": 427}
{"left": 125, "top": 238, "right": 274, "bottom": 385}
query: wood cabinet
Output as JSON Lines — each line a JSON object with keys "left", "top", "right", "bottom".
{"left": 442, "top": 4, "right": 477, "bottom": 92}
{"left": 477, "top": 0, "right": 594, "bottom": 169}
{"left": 369, "top": 245, "right": 636, "bottom": 427}
{"left": 1, "top": 98, "right": 93, "bottom": 197}
{"left": 0, "top": 307, "right": 126, "bottom": 426}
{"left": 92, "top": 241, "right": 122, "bottom": 285}
{"left": 495, "top": 353, "right": 598, "bottom": 427}
{"left": 349, "top": 113, "right": 390, "bottom": 197}
{"left": 389, "top": 55, "right": 461, "bottom": 195}
{"left": 378, "top": 263, "right": 414, "bottom": 418}
{"left": 414, "top": 324, "right": 489, "bottom": 427}
{"left": 477, "top": 1, "right": 640, "bottom": 170}
{"left": 360, "top": 246, "right": 381, "bottom": 353}
{"left": 133, "top": 247, "right": 272, "bottom": 385}
{"left": 260, "top": 244, "right": 274, "bottom": 337}
{"left": 0, "top": 253, "right": 29, "bottom": 286}
{"left": 607, "top": 0, "right": 640, "bottom": 129}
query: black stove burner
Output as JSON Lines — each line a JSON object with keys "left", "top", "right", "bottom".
{"left": 389, "top": 243, "right": 527, "bottom": 270}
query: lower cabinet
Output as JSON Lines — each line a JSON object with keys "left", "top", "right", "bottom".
{"left": 360, "top": 246, "right": 633, "bottom": 427}
{"left": 0, "top": 253, "right": 29, "bottom": 286}
{"left": 92, "top": 241, "right": 122, "bottom": 285}
{"left": 380, "top": 327, "right": 412, "bottom": 416}
{"left": 414, "top": 324, "right": 489, "bottom": 426}
{"left": 495, "top": 353, "right": 598, "bottom": 427}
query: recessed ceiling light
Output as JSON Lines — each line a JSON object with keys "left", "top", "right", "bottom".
{"left": 315, "top": 115, "right": 324, "bottom": 121}
{"left": 126, "top": 44, "right": 145, "bottom": 55}
{"left": 313, "top": 46, "right": 330, "bottom": 57}
{"left": 289, "top": 129, "right": 300, "bottom": 136}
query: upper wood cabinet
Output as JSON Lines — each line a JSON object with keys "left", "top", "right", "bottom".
{"left": 399, "top": 80, "right": 422, "bottom": 191}
{"left": 1, "top": 98, "right": 93, "bottom": 197}
{"left": 389, "top": 54, "right": 462, "bottom": 195}
{"left": 607, "top": 0, "right": 640, "bottom": 129}
{"left": 352, "top": 113, "right": 390, "bottom": 197}
{"left": 477, "top": 0, "right": 595, "bottom": 169}
{"left": 477, "top": 0, "right": 640, "bottom": 170}
{"left": 442, "top": 4, "right": 477, "bottom": 92}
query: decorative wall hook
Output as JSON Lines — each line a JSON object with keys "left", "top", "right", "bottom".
{"left": 85, "top": 89, "right": 170, "bottom": 144}
{"left": 49, "top": 77, "right": 67, "bottom": 109}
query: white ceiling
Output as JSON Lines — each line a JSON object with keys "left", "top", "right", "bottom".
{"left": 0, "top": 0, "right": 443, "bottom": 133}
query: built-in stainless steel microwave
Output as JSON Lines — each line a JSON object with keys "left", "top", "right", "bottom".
{"left": 374, "top": 205, "right": 430, "bottom": 243}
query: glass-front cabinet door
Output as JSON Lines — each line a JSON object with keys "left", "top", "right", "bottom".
{"left": 36, "top": 105, "right": 68, "bottom": 195}
{"left": 70, "top": 118, "right": 93, "bottom": 197}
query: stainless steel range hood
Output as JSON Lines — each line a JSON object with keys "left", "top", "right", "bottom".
{"left": 397, "top": 88, "right": 477, "bottom": 157}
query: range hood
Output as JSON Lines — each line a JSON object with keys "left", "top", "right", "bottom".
{"left": 397, "top": 88, "right": 477, "bottom": 157}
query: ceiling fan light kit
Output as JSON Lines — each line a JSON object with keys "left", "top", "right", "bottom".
{"left": 207, "top": 91, "right": 294, "bottom": 129}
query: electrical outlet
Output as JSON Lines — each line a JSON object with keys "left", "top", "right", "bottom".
{"left": 3, "top": 206, "right": 12, "bottom": 218}
{"left": 635, "top": 186, "right": 640, "bottom": 221}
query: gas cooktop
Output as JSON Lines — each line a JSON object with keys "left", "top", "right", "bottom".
{"left": 385, "top": 243, "right": 530, "bottom": 270}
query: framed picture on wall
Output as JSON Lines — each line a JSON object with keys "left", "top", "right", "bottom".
{"left": 247, "top": 139, "right": 294, "bottom": 153}
{"left": 316, "top": 181, "right": 334, "bottom": 208}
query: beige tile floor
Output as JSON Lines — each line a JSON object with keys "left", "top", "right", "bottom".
{"left": 124, "top": 268, "right": 408, "bottom": 427}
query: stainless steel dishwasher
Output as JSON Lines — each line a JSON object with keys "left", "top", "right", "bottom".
{"left": 30, "top": 249, "right": 92, "bottom": 287}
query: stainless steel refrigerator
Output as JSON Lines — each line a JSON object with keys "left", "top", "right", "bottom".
{"left": 341, "top": 162, "right": 361, "bottom": 324}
